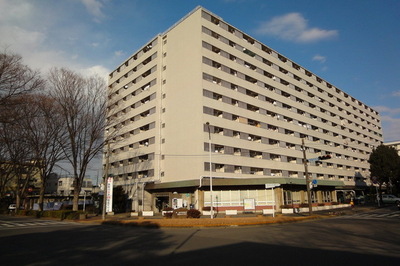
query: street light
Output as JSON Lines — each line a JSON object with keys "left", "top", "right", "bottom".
{"left": 206, "top": 122, "right": 214, "bottom": 219}
{"left": 102, "top": 141, "right": 110, "bottom": 220}
{"left": 301, "top": 138, "right": 313, "bottom": 216}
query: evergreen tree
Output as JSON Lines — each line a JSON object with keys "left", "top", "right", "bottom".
{"left": 368, "top": 145, "right": 400, "bottom": 198}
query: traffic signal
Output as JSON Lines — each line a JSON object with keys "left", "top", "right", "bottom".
{"left": 318, "top": 155, "right": 332, "bottom": 160}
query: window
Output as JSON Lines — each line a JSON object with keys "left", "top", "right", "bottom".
{"left": 248, "top": 135, "right": 261, "bottom": 142}
{"left": 269, "top": 139, "right": 279, "bottom": 146}
{"left": 250, "top": 167, "right": 263, "bottom": 175}
{"left": 213, "top": 93, "right": 222, "bottom": 101}
{"left": 246, "top": 90, "right": 258, "bottom": 98}
{"left": 278, "top": 55, "right": 287, "bottom": 62}
{"left": 214, "top": 145, "right": 224, "bottom": 153}
{"left": 234, "top": 166, "right": 242, "bottom": 173}
{"left": 216, "top": 164, "right": 225, "bottom": 172}
{"left": 243, "top": 48, "right": 256, "bottom": 57}
{"left": 250, "top": 150, "right": 262, "bottom": 159}
{"left": 139, "top": 155, "right": 149, "bottom": 162}
{"left": 214, "top": 127, "right": 223, "bottom": 135}
{"left": 270, "top": 154, "right": 281, "bottom": 161}
{"left": 245, "top": 75, "right": 257, "bottom": 84}
{"left": 244, "top": 61, "right": 256, "bottom": 70}
{"left": 213, "top": 109, "right": 223, "bottom": 117}
{"left": 243, "top": 34, "right": 255, "bottom": 44}
{"left": 211, "top": 16, "right": 220, "bottom": 25}
{"left": 262, "top": 45, "right": 272, "bottom": 54}
{"left": 211, "top": 31, "right": 219, "bottom": 39}
{"left": 271, "top": 169, "right": 282, "bottom": 176}
{"left": 247, "top": 104, "right": 259, "bottom": 112}
{"left": 234, "top": 148, "right": 241, "bottom": 155}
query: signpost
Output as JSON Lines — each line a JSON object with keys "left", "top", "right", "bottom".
{"left": 312, "top": 179, "right": 318, "bottom": 188}
{"left": 265, "top": 183, "right": 280, "bottom": 217}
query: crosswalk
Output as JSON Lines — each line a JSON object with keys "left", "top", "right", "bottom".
{"left": 348, "top": 210, "right": 400, "bottom": 220}
{"left": 0, "top": 219, "right": 81, "bottom": 230}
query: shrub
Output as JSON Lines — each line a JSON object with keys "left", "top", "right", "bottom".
{"left": 164, "top": 212, "right": 173, "bottom": 218}
{"left": 187, "top": 209, "right": 201, "bottom": 219}
{"left": 17, "top": 210, "right": 42, "bottom": 217}
{"left": 318, "top": 203, "right": 325, "bottom": 206}
{"left": 163, "top": 207, "right": 174, "bottom": 218}
{"left": 299, "top": 203, "right": 309, "bottom": 208}
{"left": 16, "top": 209, "right": 83, "bottom": 220}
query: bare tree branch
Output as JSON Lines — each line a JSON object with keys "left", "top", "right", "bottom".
{"left": 0, "top": 50, "right": 44, "bottom": 122}
{"left": 47, "top": 67, "right": 114, "bottom": 211}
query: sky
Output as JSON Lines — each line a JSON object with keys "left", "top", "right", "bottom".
{"left": 1, "top": 0, "right": 400, "bottom": 178}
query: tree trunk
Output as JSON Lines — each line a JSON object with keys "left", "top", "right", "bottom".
{"left": 16, "top": 193, "right": 21, "bottom": 210}
{"left": 72, "top": 180, "right": 80, "bottom": 211}
{"left": 38, "top": 184, "right": 45, "bottom": 211}
{"left": 378, "top": 183, "right": 383, "bottom": 205}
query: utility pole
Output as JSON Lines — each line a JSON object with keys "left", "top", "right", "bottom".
{"left": 302, "top": 138, "right": 313, "bottom": 216}
{"left": 206, "top": 122, "right": 214, "bottom": 219}
{"left": 102, "top": 141, "right": 110, "bottom": 220}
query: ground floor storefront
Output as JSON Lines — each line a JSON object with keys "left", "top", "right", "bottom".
{"left": 138, "top": 177, "right": 359, "bottom": 215}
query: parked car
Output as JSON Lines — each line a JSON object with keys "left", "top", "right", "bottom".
{"left": 8, "top": 204, "right": 16, "bottom": 213}
{"left": 354, "top": 195, "right": 365, "bottom": 204}
{"left": 381, "top": 194, "right": 400, "bottom": 204}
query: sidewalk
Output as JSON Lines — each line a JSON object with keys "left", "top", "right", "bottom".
{"left": 79, "top": 204, "right": 379, "bottom": 228}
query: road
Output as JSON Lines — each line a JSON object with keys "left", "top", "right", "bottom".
{"left": 1, "top": 206, "right": 399, "bottom": 266}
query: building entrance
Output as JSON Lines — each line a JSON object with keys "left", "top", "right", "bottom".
{"left": 155, "top": 196, "right": 169, "bottom": 212}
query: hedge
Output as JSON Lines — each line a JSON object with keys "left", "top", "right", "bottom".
{"left": 16, "top": 209, "right": 85, "bottom": 220}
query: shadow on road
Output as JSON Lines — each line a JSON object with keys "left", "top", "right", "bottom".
{"left": 1, "top": 222, "right": 399, "bottom": 266}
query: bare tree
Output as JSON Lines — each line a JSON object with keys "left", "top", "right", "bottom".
{"left": 48, "top": 68, "right": 110, "bottom": 211}
{"left": 17, "top": 94, "right": 67, "bottom": 211}
{"left": 0, "top": 50, "right": 43, "bottom": 206}
{"left": 0, "top": 97, "right": 37, "bottom": 209}
{"left": 0, "top": 50, "right": 44, "bottom": 123}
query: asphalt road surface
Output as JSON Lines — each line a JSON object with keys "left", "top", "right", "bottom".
{"left": 1, "top": 206, "right": 399, "bottom": 266}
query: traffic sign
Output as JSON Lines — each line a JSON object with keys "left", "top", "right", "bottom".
{"left": 312, "top": 179, "right": 318, "bottom": 185}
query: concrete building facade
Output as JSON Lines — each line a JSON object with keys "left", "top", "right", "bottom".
{"left": 45, "top": 174, "right": 94, "bottom": 196}
{"left": 384, "top": 141, "right": 400, "bottom": 156}
{"left": 105, "top": 6, "right": 383, "bottom": 213}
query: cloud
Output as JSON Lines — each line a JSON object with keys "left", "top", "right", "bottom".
{"left": 256, "top": 13, "right": 338, "bottom": 43}
{"left": 380, "top": 115, "right": 400, "bottom": 142}
{"left": 392, "top": 91, "right": 400, "bottom": 97}
{"left": 373, "top": 106, "right": 400, "bottom": 142}
{"left": 114, "top": 50, "right": 124, "bottom": 57}
{"left": 312, "top": 54, "right": 326, "bottom": 63}
{"left": 373, "top": 105, "right": 400, "bottom": 115}
{"left": 80, "top": 0, "right": 106, "bottom": 22}
{"left": 82, "top": 65, "right": 110, "bottom": 80}
{"left": 0, "top": 0, "right": 111, "bottom": 79}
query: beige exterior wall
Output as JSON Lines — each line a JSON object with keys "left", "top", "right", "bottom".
{"left": 161, "top": 10, "right": 205, "bottom": 182}
{"left": 384, "top": 141, "right": 400, "bottom": 156}
{"left": 105, "top": 7, "right": 383, "bottom": 210}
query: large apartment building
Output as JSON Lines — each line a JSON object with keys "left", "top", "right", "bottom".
{"left": 105, "top": 6, "right": 383, "bottom": 213}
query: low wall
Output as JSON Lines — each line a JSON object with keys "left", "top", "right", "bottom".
{"left": 282, "top": 204, "right": 351, "bottom": 214}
